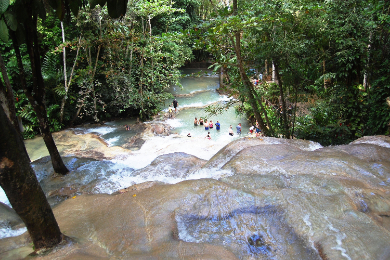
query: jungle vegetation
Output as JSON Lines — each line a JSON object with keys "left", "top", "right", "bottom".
{"left": 0, "top": 0, "right": 389, "bottom": 252}
{"left": 0, "top": 0, "right": 389, "bottom": 146}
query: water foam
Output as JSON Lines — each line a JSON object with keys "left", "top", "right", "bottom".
{"left": 74, "top": 126, "right": 116, "bottom": 136}
{"left": 106, "top": 136, "right": 120, "bottom": 147}
{"left": 0, "top": 226, "right": 27, "bottom": 239}
{"left": 165, "top": 118, "right": 184, "bottom": 128}
{"left": 351, "top": 137, "right": 390, "bottom": 149}
{"left": 0, "top": 189, "right": 10, "bottom": 206}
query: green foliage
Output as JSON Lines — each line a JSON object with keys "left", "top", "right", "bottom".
{"left": 294, "top": 101, "right": 352, "bottom": 146}
{"left": 14, "top": 90, "right": 63, "bottom": 138}
{"left": 14, "top": 91, "right": 39, "bottom": 139}
{"left": 366, "top": 66, "right": 390, "bottom": 135}
{"left": 294, "top": 84, "right": 370, "bottom": 146}
{"left": 3, "top": 0, "right": 388, "bottom": 145}
{"left": 195, "top": 0, "right": 390, "bottom": 144}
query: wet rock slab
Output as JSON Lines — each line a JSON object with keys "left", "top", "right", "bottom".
{"left": 1, "top": 136, "right": 390, "bottom": 259}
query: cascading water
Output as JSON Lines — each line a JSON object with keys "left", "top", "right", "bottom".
{"left": 0, "top": 68, "right": 252, "bottom": 238}
{"left": 2, "top": 69, "right": 389, "bottom": 260}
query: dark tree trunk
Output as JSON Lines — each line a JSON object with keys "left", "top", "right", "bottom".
{"left": 0, "top": 53, "right": 20, "bottom": 132}
{"left": 232, "top": 32, "right": 270, "bottom": 136}
{"left": 230, "top": 0, "right": 272, "bottom": 135}
{"left": 273, "top": 61, "right": 290, "bottom": 139}
{"left": 0, "top": 105, "right": 63, "bottom": 251}
{"left": 20, "top": 5, "right": 68, "bottom": 174}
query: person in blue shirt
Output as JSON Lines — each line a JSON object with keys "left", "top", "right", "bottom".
{"left": 236, "top": 123, "right": 242, "bottom": 134}
{"left": 215, "top": 121, "right": 221, "bottom": 130}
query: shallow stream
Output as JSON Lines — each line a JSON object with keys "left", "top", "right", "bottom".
{"left": 0, "top": 69, "right": 250, "bottom": 211}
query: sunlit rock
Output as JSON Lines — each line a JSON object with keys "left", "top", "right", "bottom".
{"left": 2, "top": 136, "right": 390, "bottom": 259}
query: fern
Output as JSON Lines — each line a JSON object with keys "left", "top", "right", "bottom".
{"left": 54, "top": 85, "right": 66, "bottom": 97}
{"left": 42, "top": 52, "right": 62, "bottom": 82}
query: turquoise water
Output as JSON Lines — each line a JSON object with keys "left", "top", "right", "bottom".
{"left": 165, "top": 69, "right": 251, "bottom": 141}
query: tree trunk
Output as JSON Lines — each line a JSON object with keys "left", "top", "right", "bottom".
{"left": 252, "top": 88, "right": 273, "bottom": 134}
{"left": 92, "top": 46, "right": 101, "bottom": 122}
{"left": 272, "top": 61, "right": 276, "bottom": 82}
{"left": 274, "top": 61, "right": 290, "bottom": 139}
{"left": 60, "top": 35, "right": 82, "bottom": 123}
{"left": 0, "top": 53, "right": 20, "bottom": 132}
{"left": 219, "top": 67, "right": 224, "bottom": 88}
{"left": 232, "top": 33, "right": 269, "bottom": 135}
{"left": 148, "top": 15, "right": 152, "bottom": 37}
{"left": 60, "top": 21, "right": 68, "bottom": 123}
{"left": 363, "top": 31, "right": 373, "bottom": 91}
{"left": 231, "top": 0, "right": 270, "bottom": 135}
{"left": 23, "top": 7, "right": 69, "bottom": 174}
{"left": 129, "top": 37, "right": 134, "bottom": 76}
{"left": 0, "top": 105, "right": 63, "bottom": 251}
{"left": 71, "top": 45, "right": 101, "bottom": 124}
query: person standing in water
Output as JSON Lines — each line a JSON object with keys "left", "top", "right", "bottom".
{"left": 209, "top": 120, "right": 213, "bottom": 129}
{"left": 194, "top": 117, "right": 199, "bottom": 125}
{"left": 168, "top": 105, "right": 173, "bottom": 118}
{"left": 172, "top": 99, "right": 178, "bottom": 113}
{"left": 236, "top": 123, "right": 242, "bottom": 135}
{"left": 229, "top": 125, "right": 234, "bottom": 136}
{"left": 215, "top": 121, "right": 221, "bottom": 130}
{"left": 204, "top": 119, "right": 209, "bottom": 130}
{"left": 205, "top": 132, "right": 211, "bottom": 140}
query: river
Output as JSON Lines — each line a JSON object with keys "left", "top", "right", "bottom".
{"left": 0, "top": 68, "right": 251, "bottom": 214}
{"left": 2, "top": 70, "right": 390, "bottom": 259}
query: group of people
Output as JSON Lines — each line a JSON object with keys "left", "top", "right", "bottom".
{"left": 193, "top": 118, "right": 221, "bottom": 130}
{"left": 248, "top": 121, "right": 263, "bottom": 137}
{"left": 228, "top": 123, "right": 242, "bottom": 136}
{"left": 190, "top": 118, "right": 246, "bottom": 139}
{"left": 191, "top": 117, "right": 221, "bottom": 139}
{"left": 168, "top": 99, "right": 263, "bottom": 139}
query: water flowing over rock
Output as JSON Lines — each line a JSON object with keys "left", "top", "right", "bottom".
{"left": 1, "top": 135, "right": 390, "bottom": 259}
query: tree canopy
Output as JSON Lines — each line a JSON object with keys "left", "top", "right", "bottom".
{"left": 0, "top": 0, "right": 389, "bottom": 142}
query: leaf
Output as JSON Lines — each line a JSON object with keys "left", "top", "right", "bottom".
{"left": 4, "top": 12, "right": 17, "bottom": 31}
{"left": 0, "top": 0, "right": 9, "bottom": 15}
{"left": 0, "top": 19, "right": 9, "bottom": 42}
